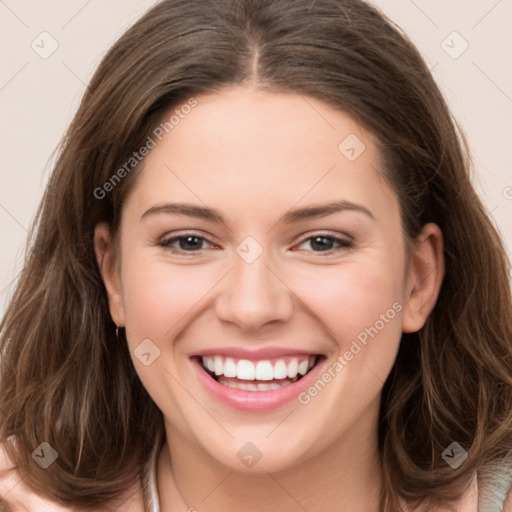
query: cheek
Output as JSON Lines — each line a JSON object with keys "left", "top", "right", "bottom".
{"left": 118, "top": 256, "right": 214, "bottom": 429}
{"left": 121, "top": 259, "right": 214, "bottom": 340}
{"left": 336, "top": 269, "right": 403, "bottom": 380}
{"left": 290, "top": 258, "right": 404, "bottom": 346}
{"left": 289, "top": 262, "right": 405, "bottom": 422}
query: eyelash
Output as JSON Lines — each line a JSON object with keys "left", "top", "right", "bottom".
{"left": 159, "top": 231, "right": 354, "bottom": 256}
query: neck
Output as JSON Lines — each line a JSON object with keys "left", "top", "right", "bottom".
{"left": 157, "top": 406, "right": 383, "bottom": 512}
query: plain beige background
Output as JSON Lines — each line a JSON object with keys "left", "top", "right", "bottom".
{"left": 1, "top": 0, "right": 511, "bottom": 317}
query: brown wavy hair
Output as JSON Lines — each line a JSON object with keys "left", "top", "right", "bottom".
{"left": 1, "top": 0, "right": 511, "bottom": 510}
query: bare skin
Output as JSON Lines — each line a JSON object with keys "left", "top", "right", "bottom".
{"left": 94, "top": 86, "right": 445, "bottom": 512}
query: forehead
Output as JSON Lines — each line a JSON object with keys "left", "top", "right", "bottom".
{"left": 124, "top": 87, "right": 399, "bottom": 229}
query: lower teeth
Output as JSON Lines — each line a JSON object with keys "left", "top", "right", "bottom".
{"left": 217, "top": 377, "right": 298, "bottom": 391}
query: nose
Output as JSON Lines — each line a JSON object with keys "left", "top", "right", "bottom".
{"left": 214, "top": 250, "right": 294, "bottom": 333}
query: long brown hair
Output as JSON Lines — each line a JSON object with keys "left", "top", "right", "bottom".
{"left": 1, "top": 0, "right": 511, "bottom": 510}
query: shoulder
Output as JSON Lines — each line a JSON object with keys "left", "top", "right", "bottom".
{"left": 1, "top": 442, "right": 145, "bottom": 512}
{"left": 478, "top": 459, "right": 512, "bottom": 512}
{"left": 401, "top": 470, "right": 507, "bottom": 512}
{"left": 506, "top": 490, "right": 512, "bottom": 512}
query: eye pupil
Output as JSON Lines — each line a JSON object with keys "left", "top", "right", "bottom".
{"left": 180, "top": 236, "right": 203, "bottom": 250}
{"left": 311, "top": 236, "right": 333, "bottom": 251}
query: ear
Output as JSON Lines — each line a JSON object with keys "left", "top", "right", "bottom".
{"left": 94, "top": 222, "right": 125, "bottom": 327}
{"left": 402, "top": 222, "right": 445, "bottom": 333}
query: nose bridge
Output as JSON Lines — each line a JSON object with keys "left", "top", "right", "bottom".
{"left": 215, "top": 242, "right": 294, "bottom": 331}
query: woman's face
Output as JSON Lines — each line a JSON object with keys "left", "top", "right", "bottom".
{"left": 95, "top": 86, "right": 443, "bottom": 473}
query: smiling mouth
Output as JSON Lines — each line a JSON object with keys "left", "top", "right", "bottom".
{"left": 197, "top": 354, "right": 322, "bottom": 391}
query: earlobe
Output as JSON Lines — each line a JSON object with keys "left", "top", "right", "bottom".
{"left": 93, "top": 222, "right": 125, "bottom": 327}
{"left": 402, "top": 223, "right": 445, "bottom": 333}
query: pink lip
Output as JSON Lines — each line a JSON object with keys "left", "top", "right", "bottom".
{"left": 192, "top": 356, "right": 325, "bottom": 412}
{"left": 190, "top": 346, "right": 318, "bottom": 361}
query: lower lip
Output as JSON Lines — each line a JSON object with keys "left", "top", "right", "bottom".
{"left": 192, "top": 357, "right": 325, "bottom": 412}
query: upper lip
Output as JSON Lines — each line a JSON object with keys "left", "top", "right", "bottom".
{"left": 190, "top": 347, "right": 322, "bottom": 361}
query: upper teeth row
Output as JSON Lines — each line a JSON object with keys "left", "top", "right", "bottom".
{"left": 201, "top": 355, "right": 316, "bottom": 381}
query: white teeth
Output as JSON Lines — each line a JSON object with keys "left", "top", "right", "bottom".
{"left": 255, "top": 361, "right": 274, "bottom": 380}
{"left": 223, "top": 358, "right": 237, "bottom": 378}
{"left": 298, "top": 360, "right": 310, "bottom": 376}
{"left": 287, "top": 358, "right": 298, "bottom": 378}
{"left": 237, "top": 359, "right": 255, "bottom": 380}
{"left": 218, "top": 379, "right": 288, "bottom": 391}
{"left": 201, "top": 355, "right": 318, "bottom": 382}
{"left": 273, "top": 359, "right": 288, "bottom": 379}
{"left": 256, "top": 383, "right": 273, "bottom": 391}
{"left": 236, "top": 382, "right": 258, "bottom": 391}
{"left": 204, "top": 356, "right": 215, "bottom": 372}
{"left": 214, "top": 356, "right": 223, "bottom": 375}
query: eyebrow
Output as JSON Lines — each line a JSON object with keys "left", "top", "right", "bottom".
{"left": 140, "top": 200, "right": 374, "bottom": 224}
